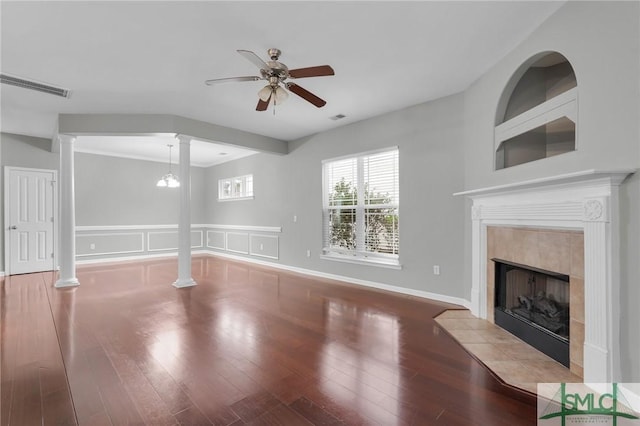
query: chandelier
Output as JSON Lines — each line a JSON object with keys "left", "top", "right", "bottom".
{"left": 156, "top": 144, "right": 180, "bottom": 188}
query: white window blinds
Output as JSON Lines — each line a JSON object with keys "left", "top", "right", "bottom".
{"left": 323, "top": 148, "right": 399, "bottom": 263}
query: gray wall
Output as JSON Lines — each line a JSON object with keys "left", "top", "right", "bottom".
{"left": 1, "top": 133, "right": 60, "bottom": 272}
{"left": 1, "top": 132, "right": 206, "bottom": 270}
{"left": 1, "top": 0, "right": 637, "bottom": 385}
{"left": 205, "top": 93, "right": 467, "bottom": 300}
{"left": 462, "top": 1, "right": 640, "bottom": 381}
{"left": 74, "top": 152, "right": 205, "bottom": 226}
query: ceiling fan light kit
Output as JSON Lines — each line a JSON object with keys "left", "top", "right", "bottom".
{"left": 205, "top": 48, "right": 334, "bottom": 112}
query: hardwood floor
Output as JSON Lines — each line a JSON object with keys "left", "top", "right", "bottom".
{"left": 1, "top": 256, "right": 537, "bottom": 425}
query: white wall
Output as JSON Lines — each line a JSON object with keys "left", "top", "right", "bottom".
{"left": 462, "top": 1, "right": 640, "bottom": 381}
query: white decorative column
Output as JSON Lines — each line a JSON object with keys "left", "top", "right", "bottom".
{"left": 470, "top": 205, "right": 484, "bottom": 318}
{"left": 173, "top": 134, "right": 196, "bottom": 288}
{"left": 55, "top": 134, "right": 79, "bottom": 288}
{"left": 582, "top": 197, "right": 616, "bottom": 383}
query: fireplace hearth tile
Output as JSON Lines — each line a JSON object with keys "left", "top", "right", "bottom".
{"left": 474, "top": 329, "right": 522, "bottom": 344}
{"left": 435, "top": 309, "right": 582, "bottom": 394}
{"left": 503, "top": 345, "right": 556, "bottom": 362}
{"left": 446, "top": 329, "right": 487, "bottom": 343}
{"left": 436, "top": 318, "right": 495, "bottom": 330}
{"left": 461, "top": 343, "right": 515, "bottom": 361}
{"left": 435, "top": 309, "right": 475, "bottom": 319}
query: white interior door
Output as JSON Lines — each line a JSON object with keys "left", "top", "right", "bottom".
{"left": 5, "top": 167, "right": 57, "bottom": 275}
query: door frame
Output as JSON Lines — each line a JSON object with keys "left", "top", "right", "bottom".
{"left": 3, "top": 166, "right": 59, "bottom": 275}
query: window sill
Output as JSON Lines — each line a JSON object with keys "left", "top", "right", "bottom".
{"left": 321, "top": 253, "right": 402, "bottom": 270}
{"left": 218, "top": 196, "right": 254, "bottom": 202}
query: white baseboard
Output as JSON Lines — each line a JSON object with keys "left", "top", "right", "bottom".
{"left": 72, "top": 248, "right": 470, "bottom": 309}
{"left": 619, "top": 384, "right": 640, "bottom": 412}
{"left": 204, "top": 250, "right": 471, "bottom": 309}
{"left": 75, "top": 250, "right": 210, "bottom": 267}
{"left": 0, "top": 271, "right": 4, "bottom": 277}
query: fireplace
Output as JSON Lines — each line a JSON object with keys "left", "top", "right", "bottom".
{"left": 456, "top": 170, "right": 632, "bottom": 382}
{"left": 494, "top": 259, "right": 570, "bottom": 367}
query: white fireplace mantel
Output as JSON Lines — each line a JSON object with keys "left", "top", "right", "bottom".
{"left": 455, "top": 169, "right": 635, "bottom": 383}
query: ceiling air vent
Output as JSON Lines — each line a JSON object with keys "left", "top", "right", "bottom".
{"left": 0, "top": 73, "right": 71, "bottom": 98}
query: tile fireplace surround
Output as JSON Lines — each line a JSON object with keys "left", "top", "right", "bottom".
{"left": 487, "top": 226, "right": 583, "bottom": 376}
{"left": 455, "top": 170, "right": 633, "bottom": 383}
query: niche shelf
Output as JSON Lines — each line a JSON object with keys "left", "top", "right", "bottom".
{"left": 495, "top": 52, "right": 577, "bottom": 170}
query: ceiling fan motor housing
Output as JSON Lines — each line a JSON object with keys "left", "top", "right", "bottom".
{"left": 267, "top": 48, "right": 281, "bottom": 60}
{"left": 265, "top": 61, "right": 289, "bottom": 80}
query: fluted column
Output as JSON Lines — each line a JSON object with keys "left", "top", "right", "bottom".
{"left": 173, "top": 134, "right": 196, "bottom": 288}
{"left": 470, "top": 205, "right": 484, "bottom": 318}
{"left": 55, "top": 134, "right": 79, "bottom": 288}
{"left": 582, "top": 197, "right": 613, "bottom": 382}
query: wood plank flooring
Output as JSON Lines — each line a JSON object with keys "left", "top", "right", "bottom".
{"left": 1, "top": 256, "right": 537, "bottom": 425}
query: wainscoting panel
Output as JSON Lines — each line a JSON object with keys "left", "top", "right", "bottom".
{"left": 75, "top": 224, "right": 279, "bottom": 263}
{"left": 77, "top": 232, "right": 144, "bottom": 257}
{"left": 148, "top": 230, "right": 203, "bottom": 252}
{"left": 226, "top": 232, "right": 249, "bottom": 254}
{"left": 249, "top": 234, "right": 279, "bottom": 259}
{"left": 206, "top": 231, "right": 226, "bottom": 250}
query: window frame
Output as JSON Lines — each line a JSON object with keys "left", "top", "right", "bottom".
{"left": 321, "top": 147, "right": 400, "bottom": 269}
{"left": 218, "top": 174, "right": 254, "bottom": 201}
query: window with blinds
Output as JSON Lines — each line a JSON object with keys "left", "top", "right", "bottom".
{"left": 322, "top": 147, "right": 399, "bottom": 265}
{"left": 218, "top": 174, "right": 254, "bottom": 201}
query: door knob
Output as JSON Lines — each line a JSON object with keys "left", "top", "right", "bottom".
{"left": 9, "top": 225, "right": 17, "bottom": 230}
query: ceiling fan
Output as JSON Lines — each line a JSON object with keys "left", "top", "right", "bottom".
{"left": 205, "top": 48, "right": 334, "bottom": 111}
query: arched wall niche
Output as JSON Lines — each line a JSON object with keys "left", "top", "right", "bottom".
{"left": 494, "top": 51, "right": 577, "bottom": 170}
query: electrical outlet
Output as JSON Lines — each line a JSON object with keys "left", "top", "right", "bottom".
{"left": 260, "top": 243, "right": 264, "bottom": 250}
{"left": 433, "top": 265, "right": 440, "bottom": 275}
{"left": 293, "top": 215, "right": 298, "bottom": 223}
{"left": 306, "top": 249, "right": 311, "bottom": 257}
{"left": 90, "top": 243, "right": 96, "bottom": 250}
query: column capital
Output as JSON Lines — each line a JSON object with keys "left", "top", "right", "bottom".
{"left": 176, "top": 134, "right": 191, "bottom": 144}
{"left": 471, "top": 205, "right": 482, "bottom": 220}
{"left": 57, "top": 134, "right": 76, "bottom": 144}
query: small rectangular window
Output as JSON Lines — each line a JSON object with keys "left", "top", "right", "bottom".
{"left": 218, "top": 174, "right": 254, "bottom": 201}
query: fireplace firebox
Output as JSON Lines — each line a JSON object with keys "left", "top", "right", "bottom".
{"left": 493, "top": 259, "right": 570, "bottom": 367}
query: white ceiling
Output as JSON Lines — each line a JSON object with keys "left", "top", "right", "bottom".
{"left": 1, "top": 1, "right": 565, "bottom": 166}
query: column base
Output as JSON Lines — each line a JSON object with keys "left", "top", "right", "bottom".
{"left": 583, "top": 342, "right": 611, "bottom": 383}
{"left": 55, "top": 277, "right": 80, "bottom": 288}
{"left": 173, "top": 278, "right": 197, "bottom": 288}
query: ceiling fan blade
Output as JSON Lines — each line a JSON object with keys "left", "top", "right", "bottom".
{"left": 288, "top": 65, "right": 335, "bottom": 79}
{"left": 237, "top": 50, "right": 269, "bottom": 70}
{"left": 256, "top": 95, "right": 270, "bottom": 111}
{"left": 286, "top": 83, "right": 327, "bottom": 108}
{"left": 205, "top": 76, "right": 261, "bottom": 85}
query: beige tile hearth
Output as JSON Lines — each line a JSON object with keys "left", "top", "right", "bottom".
{"left": 435, "top": 309, "right": 582, "bottom": 394}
